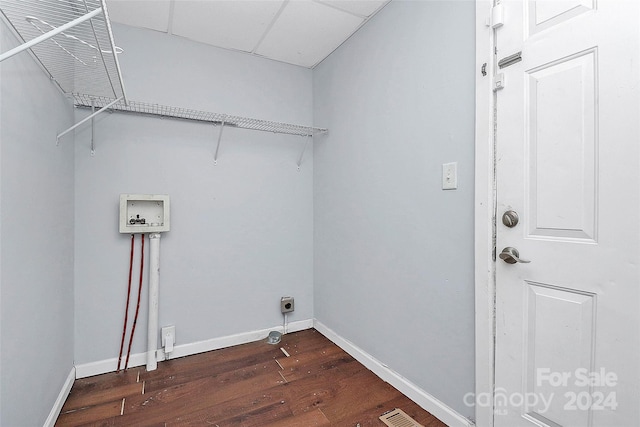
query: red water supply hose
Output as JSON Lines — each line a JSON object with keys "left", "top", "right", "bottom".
{"left": 125, "top": 233, "right": 145, "bottom": 370}
{"left": 117, "top": 234, "right": 135, "bottom": 373}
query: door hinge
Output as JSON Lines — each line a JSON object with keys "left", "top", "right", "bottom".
{"left": 493, "top": 73, "right": 505, "bottom": 92}
{"left": 486, "top": 4, "right": 504, "bottom": 29}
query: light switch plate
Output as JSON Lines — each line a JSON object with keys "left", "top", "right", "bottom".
{"left": 442, "top": 162, "right": 458, "bottom": 190}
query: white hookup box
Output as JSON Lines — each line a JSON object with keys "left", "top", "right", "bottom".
{"left": 119, "top": 194, "right": 170, "bottom": 233}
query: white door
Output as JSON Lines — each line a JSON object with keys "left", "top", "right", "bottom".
{"left": 493, "top": 1, "right": 640, "bottom": 426}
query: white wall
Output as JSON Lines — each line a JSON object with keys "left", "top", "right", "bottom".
{"left": 73, "top": 25, "right": 314, "bottom": 365}
{"left": 313, "top": 0, "right": 476, "bottom": 419}
{"left": 0, "top": 21, "right": 75, "bottom": 426}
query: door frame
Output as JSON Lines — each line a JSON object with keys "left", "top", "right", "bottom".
{"left": 474, "top": 1, "right": 497, "bottom": 426}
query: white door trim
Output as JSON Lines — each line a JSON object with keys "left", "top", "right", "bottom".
{"left": 474, "top": 1, "right": 496, "bottom": 426}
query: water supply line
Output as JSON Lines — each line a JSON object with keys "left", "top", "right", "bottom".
{"left": 146, "top": 232, "right": 161, "bottom": 371}
{"left": 115, "top": 232, "right": 163, "bottom": 372}
{"left": 125, "top": 234, "right": 145, "bottom": 370}
{"left": 117, "top": 234, "right": 135, "bottom": 372}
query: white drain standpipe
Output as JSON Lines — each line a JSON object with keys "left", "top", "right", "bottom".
{"left": 147, "top": 232, "right": 161, "bottom": 371}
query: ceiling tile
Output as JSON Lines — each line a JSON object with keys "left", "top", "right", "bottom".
{"left": 105, "top": 0, "right": 171, "bottom": 33}
{"left": 171, "top": 0, "right": 285, "bottom": 53}
{"left": 317, "top": 0, "right": 389, "bottom": 18}
{"left": 256, "top": 0, "right": 363, "bottom": 68}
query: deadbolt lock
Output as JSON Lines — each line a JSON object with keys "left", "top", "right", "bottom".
{"left": 502, "top": 210, "right": 519, "bottom": 228}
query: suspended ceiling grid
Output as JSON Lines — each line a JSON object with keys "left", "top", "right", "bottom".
{"left": 105, "top": 0, "right": 391, "bottom": 68}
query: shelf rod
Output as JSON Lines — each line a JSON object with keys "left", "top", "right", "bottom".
{"left": 0, "top": 7, "right": 102, "bottom": 63}
{"left": 214, "top": 120, "right": 225, "bottom": 165}
{"left": 57, "top": 96, "right": 123, "bottom": 144}
{"left": 297, "top": 135, "right": 312, "bottom": 171}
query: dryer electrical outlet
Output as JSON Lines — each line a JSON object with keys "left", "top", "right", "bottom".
{"left": 281, "top": 296, "right": 294, "bottom": 313}
{"left": 119, "top": 194, "right": 170, "bottom": 233}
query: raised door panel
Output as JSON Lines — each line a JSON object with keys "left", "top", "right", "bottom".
{"left": 528, "top": 0, "right": 595, "bottom": 35}
{"left": 526, "top": 49, "right": 597, "bottom": 242}
{"left": 523, "top": 282, "right": 596, "bottom": 426}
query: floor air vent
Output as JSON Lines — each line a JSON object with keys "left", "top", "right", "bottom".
{"left": 379, "top": 408, "right": 424, "bottom": 427}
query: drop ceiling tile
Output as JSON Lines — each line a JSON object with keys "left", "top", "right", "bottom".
{"left": 256, "top": 0, "right": 363, "bottom": 68}
{"left": 171, "top": 0, "right": 285, "bottom": 53}
{"left": 105, "top": 0, "right": 171, "bottom": 33}
{"left": 317, "top": 0, "right": 389, "bottom": 18}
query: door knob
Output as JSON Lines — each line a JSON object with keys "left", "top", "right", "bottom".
{"left": 502, "top": 210, "right": 519, "bottom": 227}
{"left": 499, "top": 247, "right": 530, "bottom": 264}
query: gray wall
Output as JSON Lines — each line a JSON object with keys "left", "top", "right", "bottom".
{"left": 313, "top": 0, "right": 476, "bottom": 418}
{"left": 73, "top": 25, "right": 314, "bottom": 364}
{"left": 0, "top": 20, "right": 75, "bottom": 426}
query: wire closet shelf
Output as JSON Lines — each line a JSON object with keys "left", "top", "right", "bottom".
{"left": 0, "top": 0, "right": 126, "bottom": 101}
{"left": 73, "top": 95, "right": 328, "bottom": 137}
{"left": 0, "top": 0, "right": 326, "bottom": 140}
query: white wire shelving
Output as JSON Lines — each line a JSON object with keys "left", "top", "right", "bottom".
{"left": 71, "top": 95, "right": 325, "bottom": 167}
{"left": 72, "top": 95, "right": 328, "bottom": 138}
{"left": 0, "top": 0, "right": 126, "bottom": 101}
{"left": 0, "top": 0, "right": 327, "bottom": 164}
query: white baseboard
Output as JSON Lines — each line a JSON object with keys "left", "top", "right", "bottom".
{"left": 75, "top": 350, "right": 147, "bottom": 379}
{"left": 44, "top": 366, "right": 75, "bottom": 427}
{"left": 314, "top": 320, "right": 473, "bottom": 427}
{"left": 75, "top": 318, "right": 314, "bottom": 379}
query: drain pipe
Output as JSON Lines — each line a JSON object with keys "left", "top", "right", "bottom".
{"left": 146, "top": 232, "right": 161, "bottom": 371}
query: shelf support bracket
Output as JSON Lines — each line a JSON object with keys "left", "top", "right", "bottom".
{"left": 297, "top": 135, "right": 312, "bottom": 171}
{"left": 0, "top": 7, "right": 102, "bottom": 63}
{"left": 214, "top": 120, "right": 225, "bottom": 165}
{"left": 57, "top": 96, "right": 123, "bottom": 145}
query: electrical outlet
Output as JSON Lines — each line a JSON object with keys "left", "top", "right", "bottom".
{"left": 161, "top": 325, "right": 175, "bottom": 353}
{"left": 281, "top": 296, "right": 294, "bottom": 313}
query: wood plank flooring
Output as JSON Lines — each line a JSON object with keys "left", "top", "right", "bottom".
{"left": 56, "top": 329, "right": 446, "bottom": 426}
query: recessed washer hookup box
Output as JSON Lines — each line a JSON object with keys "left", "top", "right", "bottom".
{"left": 119, "top": 194, "right": 170, "bottom": 233}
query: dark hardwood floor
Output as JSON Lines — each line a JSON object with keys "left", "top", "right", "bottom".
{"left": 56, "top": 329, "right": 446, "bottom": 426}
